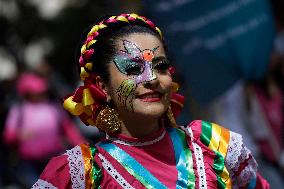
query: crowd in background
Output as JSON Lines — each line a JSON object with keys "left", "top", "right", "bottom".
{"left": 0, "top": 0, "right": 283, "bottom": 188}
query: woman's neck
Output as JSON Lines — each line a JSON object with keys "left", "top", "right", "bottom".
{"left": 119, "top": 116, "right": 161, "bottom": 138}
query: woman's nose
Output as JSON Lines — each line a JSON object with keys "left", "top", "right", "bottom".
{"left": 135, "top": 62, "right": 157, "bottom": 84}
{"left": 143, "top": 73, "right": 159, "bottom": 88}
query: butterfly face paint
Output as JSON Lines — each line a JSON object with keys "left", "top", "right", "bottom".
{"left": 114, "top": 40, "right": 159, "bottom": 83}
{"left": 114, "top": 40, "right": 159, "bottom": 111}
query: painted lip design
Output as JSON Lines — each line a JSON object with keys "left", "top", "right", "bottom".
{"left": 136, "top": 91, "right": 163, "bottom": 102}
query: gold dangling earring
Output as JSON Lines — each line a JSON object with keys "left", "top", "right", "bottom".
{"left": 96, "top": 105, "right": 121, "bottom": 133}
{"left": 167, "top": 105, "right": 178, "bottom": 128}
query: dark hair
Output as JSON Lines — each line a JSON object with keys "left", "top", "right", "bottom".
{"left": 78, "top": 21, "right": 166, "bottom": 83}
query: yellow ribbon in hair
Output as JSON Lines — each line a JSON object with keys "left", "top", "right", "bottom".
{"left": 155, "top": 27, "right": 163, "bottom": 37}
{"left": 63, "top": 96, "right": 84, "bottom": 115}
{"left": 81, "top": 44, "right": 86, "bottom": 54}
{"left": 130, "top": 13, "right": 139, "bottom": 19}
{"left": 117, "top": 16, "right": 129, "bottom": 22}
{"left": 85, "top": 63, "right": 93, "bottom": 71}
{"left": 82, "top": 88, "right": 95, "bottom": 106}
{"left": 89, "top": 25, "right": 99, "bottom": 35}
{"left": 87, "top": 24, "right": 107, "bottom": 37}
{"left": 98, "top": 24, "right": 107, "bottom": 29}
{"left": 137, "top": 16, "right": 146, "bottom": 22}
{"left": 87, "top": 40, "right": 96, "bottom": 49}
{"left": 80, "top": 67, "right": 89, "bottom": 81}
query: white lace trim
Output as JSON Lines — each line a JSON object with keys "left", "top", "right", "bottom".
{"left": 232, "top": 146, "right": 251, "bottom": 174}
{"left": 237, "top": 157, "right": 257, "bottom": 187}
{"left": 31, "top": 179, "right": 57, "bottom": 189}
{"left": 65, "top": 146, "right": 85, "bottom": 189}
{"left": 98, "top": 153, "right": 134, "bottom": 189}
{"left": 192, "top": 142, "right": 207, "bottom": 189}
{"left": 225, "top": 131, "right": 243, "bottom": 174}
{"left": 179, "top": 125, "right": 194, "bottom": 141}
{"left": 225, "top": 131, "right": 258, "bottom": 188}
{"left": 181, "top": 125, "right": 207, "bottom": 189}
{"left": 106, "top": 130, "right": 166, "bottom": 146}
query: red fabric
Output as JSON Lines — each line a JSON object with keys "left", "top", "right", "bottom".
{"left": 97, "top": 127, "right": 178, "bottom": 189}
{"left": 255, "top": 173, "right": 270, "bottom": 189}
{"left": 254, "top": 86, "right": 283, "bottom": 162}
{"left": 35, "top": 121, "right": 270, "bottom": 189}
{"left": 40, "top": 155, "right": 72, "bottom": 189}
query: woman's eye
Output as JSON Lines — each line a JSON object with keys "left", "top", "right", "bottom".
{"left": 125, "top": 63, "right": 143, "bottom": 75}
{"left": 154, "top": 60, "right": 170, "bottom": 71}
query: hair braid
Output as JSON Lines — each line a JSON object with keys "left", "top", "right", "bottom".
{"left": 79, "top": 13, "right": 163, "bottom": 82}
{"left": 63, "top": 13, "right": 166, "bottom": 129}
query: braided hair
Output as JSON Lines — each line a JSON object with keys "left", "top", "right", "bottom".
{"left": 63, "top": 13, "right": 183, "bottom": 131}
{"left": 79, "top": 13, "right": 163, "bottom": 83}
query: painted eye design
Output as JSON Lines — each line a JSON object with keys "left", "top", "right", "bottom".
{"left": 125, "top": 61, "right": 144, "bottom": 75}
{"left": 153, "top": 59, "right": 170, "bottom": 72}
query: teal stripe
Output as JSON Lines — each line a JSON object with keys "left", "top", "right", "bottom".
{"left": 247, "top": 177, "right": 257, "bottom": 189}
{"left": 98, "top": 142, "right": 167, "bottom": 189}
{"left": 200, "top": 121, "right": 212, "bottom": 147}
{"left": 168, "top": 127, "right": 195, "bottom": 189}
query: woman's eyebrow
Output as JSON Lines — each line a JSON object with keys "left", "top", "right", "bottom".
{"left": 152, "top": 56, "right": 167, "bottom": 62}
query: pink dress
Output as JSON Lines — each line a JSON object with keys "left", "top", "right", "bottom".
{"left": 32, "top": 120, "right": 269, "bottom": 189}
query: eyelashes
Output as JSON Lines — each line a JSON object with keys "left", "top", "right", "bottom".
{"left": 153, "top": 59, "right": 171, "bottom": 72}
{"left": 125, "top": 63, "right": 144, "bottom": 75}
{"left": 124, "top": 60, "right": 170, "bottom": 76}
{"left": 114, "top": 54, "right": 171, "bottom": 76}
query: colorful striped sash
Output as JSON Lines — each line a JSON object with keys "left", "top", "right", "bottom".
{"left": 98, "top": 127, "right": 196, "bottom": 188}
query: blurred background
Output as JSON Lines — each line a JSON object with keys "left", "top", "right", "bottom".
{"left": 0, "top": 0, "right": 283, "bottom": 188}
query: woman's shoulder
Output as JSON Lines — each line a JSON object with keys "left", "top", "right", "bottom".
{"left": 183, "top": 120, "right": 267, "bottom": 188}
{"left": 185, "top": 119, "right": 245, "bottom": 157}
{"left": 186, "top": 120, "right": 231, "bottom": 144}
{"left": 32, "top": 143, "right": 102, "bottom": 189}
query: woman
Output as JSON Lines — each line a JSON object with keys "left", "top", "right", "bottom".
{"left": 32, "top": 13, "right": 269, "bottom": 189}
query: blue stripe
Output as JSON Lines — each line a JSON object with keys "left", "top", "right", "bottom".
{"left": 247, "top": 177, "right": 257, "bottom": 189}
{"left": 98, "top": 142, "right": 167, "bottom": 189}
{"left": 167, "top": 127, "right": 190, "bottom": 189}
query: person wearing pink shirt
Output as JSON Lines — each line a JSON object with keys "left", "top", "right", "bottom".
{"left": 3, "top": 72, "right": 85, "bottom": 187}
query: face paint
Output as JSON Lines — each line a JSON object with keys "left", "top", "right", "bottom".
{"left": 116, "top": 79, "right": 136, "bottom": 111}
{"left": 113, "top": 53, "right": 144, "bottom": 75}
{"left": 114, "top": 40, "right": 160, "bottom": 111}
{"left": 113, "top": 40, "right": 159, "bottom": 84}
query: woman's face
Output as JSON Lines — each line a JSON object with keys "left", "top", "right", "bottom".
{"left": 105, "top": 33, "right": 172, "bottom": 119}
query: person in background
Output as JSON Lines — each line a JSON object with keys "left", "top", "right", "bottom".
{"left": 3, "top": 72, "right": 85, "bottom": 188}
{"left": 207, "top": 36, "right": 284, "bottom": 188}
{"left": 245, "top": 50, "right": 284, "bottom": 178}
{"left": 32, "top": 13, "right": 269, "bottom": 189}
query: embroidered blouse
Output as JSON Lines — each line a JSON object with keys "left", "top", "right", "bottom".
{"left": 32, "top": 120, "right": 270, "bottom": 189}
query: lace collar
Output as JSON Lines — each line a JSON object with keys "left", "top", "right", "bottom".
{"left": 105, "top": 127, "right": 166, "bottom": 147}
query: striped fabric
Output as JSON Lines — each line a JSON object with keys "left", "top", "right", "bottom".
{"left": 200, "top": 121, "right": 232, "bottom": 189}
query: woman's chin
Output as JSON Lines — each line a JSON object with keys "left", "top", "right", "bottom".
{"left": 131, "top": 99, "right": 168, "bottom": 118}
